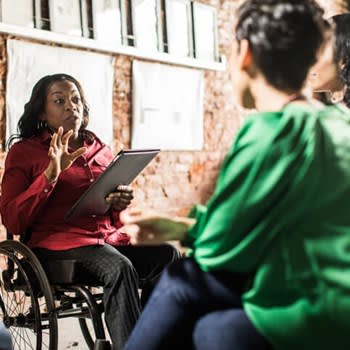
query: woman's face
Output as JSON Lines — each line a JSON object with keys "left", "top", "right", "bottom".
{"left": 41, "top": 80, "right": 84, "bottom": 134}
{"left": 308, "top": 36, "right": 342, "bottom": 92}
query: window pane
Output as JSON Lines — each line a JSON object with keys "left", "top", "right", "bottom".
{"left": 1, "top": 0, "right": 34, "bottom": 27}
{"left": 49, "top": 0, "right": 82, "bottom": 36}
{"left": 92, "top": 0, "right": 123, "bottom": 47}
{"left": 133, "top": 0, "right": 160, "bottom": 51}
{"left": 165, "top": 0, "right": 192, "bottom": 57}
{"left": 193, "top": 3, "right": 218, "bottom": 61}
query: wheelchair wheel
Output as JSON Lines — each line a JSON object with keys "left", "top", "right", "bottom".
{"left": 0, "top": 240, "right": 58, "bottom": 350}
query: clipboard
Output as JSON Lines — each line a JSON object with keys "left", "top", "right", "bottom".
{"left": 64, "top": 148, "right": 160, "bottom": 222}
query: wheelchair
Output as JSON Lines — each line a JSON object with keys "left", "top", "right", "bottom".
{"left": 0, "top": 231, "right": 111, "bottom": 350}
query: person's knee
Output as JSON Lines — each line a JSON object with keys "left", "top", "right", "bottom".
{"left": 162, "top": 243, "right": 182, "bottom": 264}
{"left": 193, "top": 310, "right": 270, "bottom": 350}
{"left": 104, "top": 254, "right": 138, "bottom": 285}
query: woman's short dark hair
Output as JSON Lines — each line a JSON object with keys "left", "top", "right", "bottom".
{"left": 331, "top": 13, "right": 350, "bottom": 108}
{"left": 235, "top": 0, "right": 326, "bottom": 92}
{"left": 7, "top": 73, "right": 90, "bottom": 147}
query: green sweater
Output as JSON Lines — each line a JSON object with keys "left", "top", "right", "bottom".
{"left": 186, "top": 104, "right": 350, "bottom": 350}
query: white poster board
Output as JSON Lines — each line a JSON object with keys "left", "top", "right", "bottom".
{"left": 132, "top": 60, "right": 204, "bottom": 150}
{"left": 6, "top": 40, "right": 114, "bottom": 145}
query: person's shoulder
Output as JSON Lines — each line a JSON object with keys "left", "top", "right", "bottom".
{"left": 5, "top": 137, "right": 42, "bottom": 166}
{"left": 318, "top": 103, "right": 350, "bottom": 138}
{"left": 238, "top": 111, "right": 281, "bottom": 140}
{"left": 237, "top": 108, "right": 305, "bottom": 147}
{"left": 242, "top": 105, "right": 314, "bottom": 134}
{"left": 318, "top": 103, "right": 350, "bottom": 120}
{"left": 234, "top": 105, "right": 320, "bottom": 156}
{"left": 8, "top": 137, "right": 36, "bottom": 153}
{"left": 277, "top": 103, "right": 326, "bottom": 135}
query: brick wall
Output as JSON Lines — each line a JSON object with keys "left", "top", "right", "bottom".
{"left": 0, "top": 0, "right": 242, "bottom": 239}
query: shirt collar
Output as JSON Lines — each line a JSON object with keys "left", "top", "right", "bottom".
{"left": 37, "top": 130, "right": 52, "bottom": 144}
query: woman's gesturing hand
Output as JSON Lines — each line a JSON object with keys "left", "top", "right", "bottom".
{"left": 44, "top": 127, "right": 87, "bottom": 182}
{"left": 106, "top": 185, "right": 134, "bottom": 211}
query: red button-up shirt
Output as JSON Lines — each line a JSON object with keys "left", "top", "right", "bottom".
{"left": 0, "top": 131, "right": 130, "bottom": 250}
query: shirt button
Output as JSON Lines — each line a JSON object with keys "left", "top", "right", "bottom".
{"left": 90, "top": 178, "right": 94, "bottom": 182}
{"left": 91, "top": 214, "right": 96, "bottom": 218}
{"left": 44, "top": 189, "right": 49, "bottom": 193}
{"left": 84, "top": 163, "right": 88, "bottom": 167}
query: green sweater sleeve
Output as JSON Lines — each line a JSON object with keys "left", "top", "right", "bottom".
{"left": 187, "top": 107, "right": 321, "bottom": 273}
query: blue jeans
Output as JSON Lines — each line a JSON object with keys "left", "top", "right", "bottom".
{"left": 125, "top": 257, "right": 271, "bottom": 350}
{"left": 0, "top": 322, "right": 12, "bottom": 350}
{"left": 193, "top": 309, "right": 271, "bottom": 350}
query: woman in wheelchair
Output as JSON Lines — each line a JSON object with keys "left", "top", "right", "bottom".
{"left": 0, "top": 73, "right": 180, "bottom": 350}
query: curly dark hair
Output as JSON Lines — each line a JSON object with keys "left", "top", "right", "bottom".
{"left": 331, "top": 13, "right": 350, "bottom": 108}
{"left": 235, "top": 0, "right": 327, "bottom": 92}
{"left": 7, "top": 73, "right": 90, "bottom": 148}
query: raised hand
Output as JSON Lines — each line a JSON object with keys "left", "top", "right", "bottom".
{"left": 44, "top": 127, "right": 87, "bottom": 182}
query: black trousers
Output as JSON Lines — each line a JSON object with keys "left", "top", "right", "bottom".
{"left": 34, "top": 243, "right": 180, "bottom": 350}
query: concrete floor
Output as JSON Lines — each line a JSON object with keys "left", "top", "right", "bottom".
{"left": 58, "top": 317, "right": 89, "bottom": 349}
{"left": 58, "top": 317, "right": 110, "bottom": 350}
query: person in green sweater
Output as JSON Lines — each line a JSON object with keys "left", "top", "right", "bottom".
{"left": 123, "top": 0, "right": 350, "bottom": 349}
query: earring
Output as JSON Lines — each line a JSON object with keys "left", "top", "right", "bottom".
{"left": 37, "top": 120, "right": 48, "bottom": 130}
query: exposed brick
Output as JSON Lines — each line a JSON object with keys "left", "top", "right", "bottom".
{"left": 1, "top": 0, "right": 333, "bottom": 237}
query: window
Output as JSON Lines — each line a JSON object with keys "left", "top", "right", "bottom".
{"left": 0, "top": 0, "right": 223, "bottom": 70}
{"left": 92, "top": 0, "right": 126, "bottom": 47}
{"left": 0, "top": 0, "right": 35, "bottom": 27}
{"left": 131, "top": 0, "right": 163, "bottom": 51}
{"left": 49, "top": 0, "right": 88, "bottom": 37}
{"left": 164, "top": 0, "right": 192, "bottom": 57}
{"left": 192, "top": 2, "right": 218, "bottom": 62}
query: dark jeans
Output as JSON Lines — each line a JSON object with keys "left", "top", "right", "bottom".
{"left": 34, "top": 243, "right": 180, "bottom": 350}
{"left": 0, "top": 322, "right": 12, "bottom": 350}
{"left": 193, "top": 309, "right": 271, "bottom": 350}
{"left": 124, "top": 257, "right": 271, "bottom": 350}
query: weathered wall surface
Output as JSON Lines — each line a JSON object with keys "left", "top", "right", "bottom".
{"left": 0, "top": 1, "right": 242, "bottom": 238}
{"left": 0, "top": 0, "right": 345, "bottom": 238}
